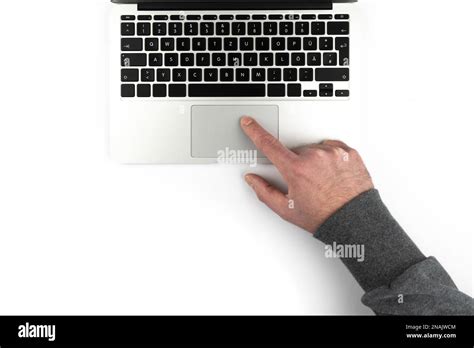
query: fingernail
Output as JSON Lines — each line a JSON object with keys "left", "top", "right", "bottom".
{"left": 244, "top": 175, "right": 253, "bottom": 186}
{"left": 241, "top": 116, "right": 254, "bottom": 127}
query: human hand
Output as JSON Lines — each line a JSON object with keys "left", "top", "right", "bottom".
{"left": 241, "top": 116, "right": 374, "bottom": 233}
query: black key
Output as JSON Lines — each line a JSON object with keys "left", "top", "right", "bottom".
{"left": 264, "top": 22, "right": 278, "bottom": 35}
{"left": 121, "top": 15, "right": 135, "bottom": 21}
{"left": 228, "top": 53, "right": 242, "bottom": 66}
{"left": 272, "top": 37, "right": 286, "bottom": 50}
{"left": 193, "top": 38, "right": 206, "bottom": 51}
{"left": 141, "top": 69, "right": 155, "bottom": 82}
{"left": 260, "top": 53, "right": 273, "bottom": 66}
{"left": 138, "top": 15, "right": 152, "bottom": 21}
{"left": 304, "top": 90, "right": 318, "bottom": 97}
{"left": 256, "top": 38, "right": 270, "bottom": 51}
{"left": 137, "top": 22, "right": 151, "bottom": 36}
{"left": 285, "top": 14, "right": 300, "bottom": 20}
{"left": 287, "top": 37, "right": 301, "bottom": 51}
{"left": 252, "top": 15, "right": 267, "bottom": 20}
{"left": 173, "top": 69, "right": 187, "bottom": 82}
{"left": 212, "top": 53, "right": 226, "bottom": 66}
{"left": 316, "top": 68, "right": 349, "bottom": 81}
{"left": 121, "top": 69, "right": 139, "bottom": 82}
{"left": 319, "top": 37, "right": 333, "bottom": 50}
{"left": 169, "top": 22, "right": 182, "bottom": 35}
{"left": 232, "top": 22, "right": 246, "bottom": 36}
{"left": 291, "top": 53, "right": 305, "bottom": 66}
{"left": 319, "top": 83, "right": 333, "bottom": 97}
{"left": 295, "top": 22, "right": 310, "bottom": 35}
{"left": 252, "top": 69, "right": 266, "bottom": 81}
{"left": 302, "top": 14, "right": 316, "bottom": 20}
{"left": 208, "top": 38, "right": 222, "bottom": 51}
{"left": 121, "top": 84, "right": 135, "bottom": 97}
{"left": 164, "top": 53, "right": 179, "bottom": 66}
{"left": 224, "top": 38, "right": 238, "bottom": 51}
{"left": 299, "top": 68, "right": 313, "bottom": 81}
{"left": 319, "top": 14, "right": 333, "bottom": 20}
{"left": 248, "top": 22, "right": 262, "bottom": 35}
{"left": 153, "top": 84, "right": 167, "bottom": 97}
{"left": 154, "top": 15, "right": 168, "bottom": 20}
{"left": 280, "top": 22, "right": 293, "bottom": 35}
{"left": 121, "top": 38, "right": 143, "bottom": 51}
{"left": 335, "top": 14, "right": 350, "bottom": 20}
{"left": 336, "top": 90, "right": 350, "bottom": 97}
{"left": 153, "top": 22, "right": 167, "bottom": 36}
{"left": 187, "top": 15, "right": 201, "bottom": 20}
{"left": 283, "top": 68, "right": 297, "bottom": 81}
{"left": 288, "top": 84, "right": 302, "bottom": 97}
{"left": 180, "top": 53, "right": 194, "bottom": 66}
{"left": 323, "top": 53, "right": 337, "bottom": 66}
{"left": 121, "top": 23, "right": 135, "bottom": 36}
{"left": 268, "top": 68, "right": 282, "bottom": 82}
{"left": 204, "top": 69, "right": 218, "bottom": 81}
{"left": 268, "top": 84, "right": 285, "bottom": 97}
{"left": 244, "top": 53, "right": 258, "bottom": 66}
{"left": 184, "top": 22, "right": 199, "bottom": 35}
{"left": 189, "top": 84, "right": 266, "bottom": 97}
{"left": 157, "top": 69, "right": 171, "bottom": 81}
{"left": 161, "top": 38, "right": 174, "bottom": 51}
{"left": 220, "top": 69, "right": 234, "bottom": 82}
{"left": 269, "top": 15, "right": 283, "bottom": 20}
{"left": 149, "top": 53, "right": 163, "bottom": 66}
{"left": 203, "top": 15, "right": 218, "bottom": 20}
{"left": 137, "top": 84, "right": 151, "bottom": 97}
{"left": 311, "top": 22, "right": 325, "bottom": 35}
{"left": 216, "top": 22, "right": 230, "bottom": 35}
{"left": 236, "top": 68, "right": 250, "bottom": 81}
{"left": 240, "top": 38, "right": 254, "bottom": 51}
{"left": 177, "top": 38, "right": 191, "bottom": 51}
{"left": 303, "top": 37, "right": 317, "bottom": 51}
{"left": 276, "top": 53, "right": 290, "bottom": 66}
{"left": 145, "top": 38, "right": 159, "bottom": 51}
{"left": 307, "top": 53, "right": 322, "bottom": 66}
{"left": 170, "top": 15, "right": 184, "bottom": 21}
{"left": 200, "top": 22, "right": 214, "bottom": 36}
{"left": 236, "top": 15, "right": 251, "bottom": 20}
{"left": 189, "top": 69, "right": 203, "bottom": 82}
{"left": 219, "top": 15, "right": 234, "bottom": 20}
{"left": 121, "top": 53, "right": 147, "bottom": 67}
{"left": 336, "top": 37, "right": 350, "bottom": 66}
{"left": 328, "top": 21, "right": 350, "bottom": 35}
{"left": 169, "top": 84, "right": 186, "bottom": 97}
{"left": 197, "top": 53, "right": 211, "bottom": 66}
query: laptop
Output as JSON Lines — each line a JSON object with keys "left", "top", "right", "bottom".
{"left": 109, "top": 0, "right": 360, "bottom": 164}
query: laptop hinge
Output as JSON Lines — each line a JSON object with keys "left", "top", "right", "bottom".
{"left": 136, "top": 2, "right": 333, "bottom": 11}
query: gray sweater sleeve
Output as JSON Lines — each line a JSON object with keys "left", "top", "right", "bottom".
{"left": 314, "top": 189, "right": 474, "bottom": 315}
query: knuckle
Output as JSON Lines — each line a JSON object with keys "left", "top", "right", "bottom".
{"left": 259, "top": 134, "right": 278, "bottom": 149}
{"left": 292, "top": 160, "right": 310, "bottom": 177}
{"left": 311, "top": 148, "right": 328, "bottom": 158}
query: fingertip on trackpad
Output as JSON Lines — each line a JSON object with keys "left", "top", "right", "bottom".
{"left": 191, "top": 105, "right": 279, "bottom": 159}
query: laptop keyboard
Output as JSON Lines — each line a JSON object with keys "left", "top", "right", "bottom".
{"left": 120, "top": 13, "right": 350, "bottom": 99}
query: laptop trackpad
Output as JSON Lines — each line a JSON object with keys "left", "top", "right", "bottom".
{"left": 191, "top": 105, "right": 279, "bottom": 159}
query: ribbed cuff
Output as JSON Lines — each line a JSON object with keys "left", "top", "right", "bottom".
{"left": 314, "top": 189, "right": 426, "bottom": 292}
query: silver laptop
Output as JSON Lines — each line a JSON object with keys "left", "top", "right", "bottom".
{"left": 109, "top": 0, "right": 360, "bottom": 164}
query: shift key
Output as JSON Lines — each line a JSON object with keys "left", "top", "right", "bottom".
{"left": 315, "top": 68, "right": 349, "bottom": 81}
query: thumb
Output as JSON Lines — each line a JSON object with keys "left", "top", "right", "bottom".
{"left": 245, "top": 174, "right": 292, "bottom": 219}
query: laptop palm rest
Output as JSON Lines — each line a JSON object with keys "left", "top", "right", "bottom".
{"left": 191, "top": 105, "right": 279, "bottom": 159}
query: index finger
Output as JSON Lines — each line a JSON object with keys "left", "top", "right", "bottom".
{"left": 240, "top": 116, "right": 297, "bottom": 172}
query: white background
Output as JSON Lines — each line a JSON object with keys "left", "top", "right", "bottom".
{"left": 0, "top": 0, "right": 472, "bottom": 315}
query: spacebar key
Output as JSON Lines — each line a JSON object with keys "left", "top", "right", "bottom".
{"left": 189, "top": 84, "right": 266, "bottom": 97}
